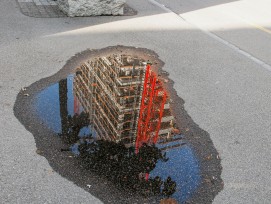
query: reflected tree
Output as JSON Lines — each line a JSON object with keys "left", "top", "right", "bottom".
{"left": 162, "top": 177, "right": 177, "bottom": 198}
{"left": 58, "top": 81, "right": 176, "bottom": 198}
{"left": 59, "top": 79, "right": 90, "bottom": 144}
{"left": 59, "top": 111, "right": 90, "bottom": 144}
{"left": 78, "top": 140, "right": 176, "bottom": 198}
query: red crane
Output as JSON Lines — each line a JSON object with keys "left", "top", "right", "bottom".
{"left": 136, "top": 63, "right": 168, "bottom": 151}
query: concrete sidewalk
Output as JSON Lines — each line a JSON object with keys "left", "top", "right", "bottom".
{"left": 1, "top": 0, "right": 271, "bottom": 203}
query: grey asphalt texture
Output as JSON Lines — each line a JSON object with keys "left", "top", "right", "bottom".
{"left": 1, "top": 0, "right": 271, "bottom": 203}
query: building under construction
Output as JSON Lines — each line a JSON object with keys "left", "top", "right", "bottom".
{"left": 73, "top": 55, "right": 175, "bottom": 147}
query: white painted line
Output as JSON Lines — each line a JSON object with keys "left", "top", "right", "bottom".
{"left": 148, "top": 0, "right": 271, "bottom": 73}
{"left": 148, "top": 0, "right": 172, "bottom": 13}
{"left": 18, "top": 0, "right": 33, "bottom": 2}
{"left": 200, "top": 29, "right": 271, "bottom": 72}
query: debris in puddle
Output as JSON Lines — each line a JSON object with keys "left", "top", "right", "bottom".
{"left": 172, "top": 128, "right": 180, "bottom": 134}
{"left": 206, "top": 154, "right": 212, "bottom": 160}
{"left": 24, "top": 93, "right": 29, "bottom": 96}
{"left": 36, "top": 149, "right": 42, "bottom": 154}
{"left": 87, "top": 184, "right": 91, "bottom": 188}
{"left": 205, "top": 178, "right": 212, "bottom": 184}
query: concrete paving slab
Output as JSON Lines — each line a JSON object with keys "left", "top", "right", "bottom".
{"left": 17, "top": 0, "right": 66, "bottom": 17}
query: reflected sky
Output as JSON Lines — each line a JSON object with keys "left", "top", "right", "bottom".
{"left": 150, "top": 145, "right": 200, "bottom": 202}
{"left": 35, "top": 74, "right": 201, "bottom": 203}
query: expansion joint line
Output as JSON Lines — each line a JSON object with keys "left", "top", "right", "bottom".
{"left": 148, "top": 0, "right": 271, "bottom": 73}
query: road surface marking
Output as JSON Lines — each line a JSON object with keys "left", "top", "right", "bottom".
{"left": 148, "top": 0, "right": 271, "bottom": 73}
{"left": 224, "top": 12, "right": 271, "bottom": 35}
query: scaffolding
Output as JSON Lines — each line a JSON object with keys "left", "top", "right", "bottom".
{"left": 73, "top": 55, "right": 145, "bottom": 143}
{"left": 73, "top": 55, "right": 174, "bottom": 146}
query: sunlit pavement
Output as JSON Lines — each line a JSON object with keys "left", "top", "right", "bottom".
{"left": 0, "top": 0, "right": 271, "bottom": 203}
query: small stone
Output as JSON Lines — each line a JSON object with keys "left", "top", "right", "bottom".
{"left": 206, "top": 154, "right": 212, "bottom": 160}
{"left": 36, "top": 149, "right": 42, "bottom": 154}
{"left": 205, "top": 178, "right": 212, "bottom": 184}
{"left": 48, "top": 170, "right": 54, "bottom": 175}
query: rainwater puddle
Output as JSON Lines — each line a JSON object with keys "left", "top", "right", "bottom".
{"left": 35, "top": 55, "right": 201, "bottom": 203}
{"left": 15, "top": 47, "right": 222, "bottom": 204}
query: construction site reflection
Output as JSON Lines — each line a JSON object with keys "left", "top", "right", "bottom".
{"left": 35, "top": 55, "right": 201, "bottom": 202}
{"left": 73, "top": 55, "right": 176, "bottom": 149}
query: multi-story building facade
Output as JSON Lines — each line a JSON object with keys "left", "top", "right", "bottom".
{"left": 73, "top": 55, "right": 174, "bottom": 147}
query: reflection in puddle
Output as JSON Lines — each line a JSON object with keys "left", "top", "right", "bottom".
{"left": 35, "top": 55, "right": 201, "bottom": 203}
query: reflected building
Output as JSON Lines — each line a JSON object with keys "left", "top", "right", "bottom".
{"left": 73, "top": 55, "right": 175, "bottom": 147}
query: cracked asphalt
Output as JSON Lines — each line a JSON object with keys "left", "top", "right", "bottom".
{"left": 1, "top": 0, "right": 271, "bottom": 203}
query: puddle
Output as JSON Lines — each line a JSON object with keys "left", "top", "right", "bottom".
{"left": 14, "top": 46, "right": 223, "bottom": 204}
{"left": 35, "top": 73, "right": 200, "bottom": 202}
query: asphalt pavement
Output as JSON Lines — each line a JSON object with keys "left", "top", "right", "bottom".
{"left": 0, "top": 0, "right": 270, "bottom": 203}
